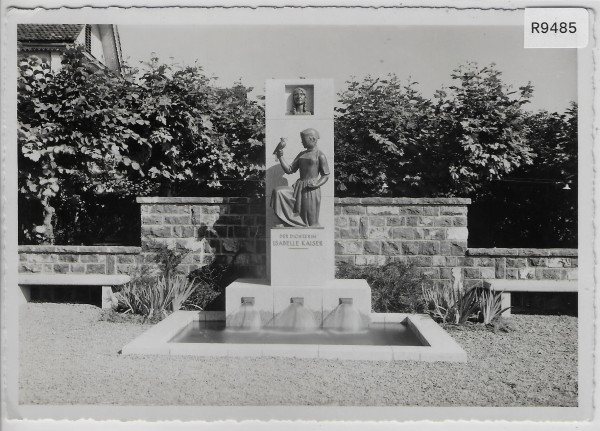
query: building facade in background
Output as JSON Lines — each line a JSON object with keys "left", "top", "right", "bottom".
{"left": 17, "top": 24, "right": 123, "bottom": 72}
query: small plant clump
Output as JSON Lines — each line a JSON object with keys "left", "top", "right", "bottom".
{"left": 421, "top": 282, "right": 480, "bottom": 325}
{"left": 111, "top": 242, "right": 236, "bottom": 321}
{"left": 336, "top": 261, "right": 510, "bottom": 332}
{"left": 113, "top": 242, "right": 199, "bottom": 321}
{"left": 421, "top": 280, "right": 512, "bottom": 330}
{"left": 114, "top": 272, "right": 197, "bottom": 321}
{"left": 479, "top": 288, "right": 511, "bottom": 325}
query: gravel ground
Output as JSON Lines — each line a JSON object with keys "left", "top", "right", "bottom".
{"left": 19, "top": 303, "right": 577, "bottom": 406}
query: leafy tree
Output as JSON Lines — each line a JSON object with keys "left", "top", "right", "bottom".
{"left": 335, "top": 75, "right": 436, "bottom": 196}
{"left": 468, "top": 104, "right": 577, "bottom": 247}
{"left": 524, "top": 102, "right": 577, "bottom": 185}
{"left": 132, "top": 58, "right": 265, "bottom": 197}
{"left": 441, "top": 67, "right": 576, "bottom": 247}
{"left": 19, "top": 49, "right": 575, "bottom": 248}
{"left": 18, "top": 47, "right": 149, "bottom": 243}
{"left": 429, "top": 62, "right": 535, "bottom": 197}
{"left": 335, "top": 64, "right": 535, "bottom": 198}
{"left": 18, "top": 48, "right": 265, "bottom": 245}
{"left": 334, "top": 63, "right": 575, "bottom": 247}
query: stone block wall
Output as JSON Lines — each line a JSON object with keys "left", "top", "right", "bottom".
{"left": 136, "top": 197, "right": 472, "bottom": 286}
{"left": 334, "top": 197, "right": 471, "bottom": 287}
{"left": 19, "top": 198, "right": 578, "bottom": 289}
{"left": 137, "top": 197, "right": 266, "bottom": 277}
{"left": 464, "top": 248, "right": 578, "bottom": 288}
{"left": 18, "top": 245, "right": 141, "bottom": 275}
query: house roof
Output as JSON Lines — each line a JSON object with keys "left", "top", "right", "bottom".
{"left": 17, "top": 24, "right": 85, "bottom": 43}
{"left": 18, "top": 24, "right": 123, "bottom": 73}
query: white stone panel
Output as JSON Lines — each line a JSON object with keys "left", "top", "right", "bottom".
{"left": 270, "top": 228, "right": 332, "bottom": 286}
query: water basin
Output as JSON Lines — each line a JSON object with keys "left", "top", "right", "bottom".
{"left": 122, "top": 311, "right": 467, "bottom": 362}
{"left": 169, "top": 320, "right": 424, "bottom": 346}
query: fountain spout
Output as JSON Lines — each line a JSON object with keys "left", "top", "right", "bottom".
{"left": 273, "top": 297, "right": 318, "bottom": 331}
{"left": 323, "top": 297, "right": 366, "bottom": 332}
{"left": 227, "top": 297, "right": 262, "bottom": 330}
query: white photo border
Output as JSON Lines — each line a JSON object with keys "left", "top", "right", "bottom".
{"left": 1, "top": 1, "right": 597, "bottom": 429}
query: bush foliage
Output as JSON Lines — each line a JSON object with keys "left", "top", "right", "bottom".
{"left": 18, "top": 47, "right": 264, "bottom": 245}
{"left": 335, "top": 64, "right": 535, "bottom": 197}
{"left": 113, "top": 242, "right": 230, "bottom": 318}
{"left": 184, "top": 261, "right": 239, "bottom": 311}
{"left": 335, "top": 64, "right": 576, "bottom": 248}
{"left": 336, "top": 261, "right": 426, "bottom": 313}
{"left": 468, "top": 104, "right": 577, "bottom": 248}
{"left": 421, "top": 283, "right": 480, "bottom": 325}
{"left": 337, "top": 261, "right": 509, "bottom": 327}
{"left": 115, "top": 273, "right": 196, "bottom": 320}
{"left": 18, "top": 50, "right": 576, "bottom": 248}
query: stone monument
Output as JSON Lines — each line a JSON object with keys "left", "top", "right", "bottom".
{"left": 225, "top": 79, "right": 370, "bottom": 329}
{"left": 265, "top": 80, "right": 335, "bottom": 286}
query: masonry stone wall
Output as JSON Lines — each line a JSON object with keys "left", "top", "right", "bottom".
{"left": 18, "top": 198, "right": 578, "bottom": 288}
{"left": 18, "top": 245, "right": 141, "bottom": 275}
{"left": 464, "top": 248, "right": 578, "bottom": 288}
{"left": 136, "top": 197, "right": 471, "bottom": 287}
{"left": 334, "top": 197, "right": 471, "bottom": 288}
{"left": 138, "top": 197, "right": 266, "bottom": 277}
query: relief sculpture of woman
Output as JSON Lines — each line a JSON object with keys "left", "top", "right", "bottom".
{"left": 289, "top": 87, "right": 312, "bottom": 115}
{"left": 270, "top": 128, "right": 330, "bottom": 227}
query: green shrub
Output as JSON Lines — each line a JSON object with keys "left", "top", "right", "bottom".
{"left": 422, "top": 283, "right": 516, "bottom": 329}
{"left": 115, "top": 274, "right": 165, "bottom": 319}
{"left": 336, "top": 261, "right": 426, "bottom": 313}
{"left": 164, "top": 273, "right": 197, "bottom": 312}
{"left": 114, "top": 245, "right": 240, "bottom": 317}
{"left": 18, "top": 48, "right": 265, "bottom": 246}
{"left": 184, "top": 261, "right": 237, "bottom": 311}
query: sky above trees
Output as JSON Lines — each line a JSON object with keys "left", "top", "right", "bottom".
{"left": 119, "top": 25, "right": 577, "bottom": 113}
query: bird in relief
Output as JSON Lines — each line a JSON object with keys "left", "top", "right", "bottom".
{"left": 273, "top": 137, "right": 287, "bottom": 156}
